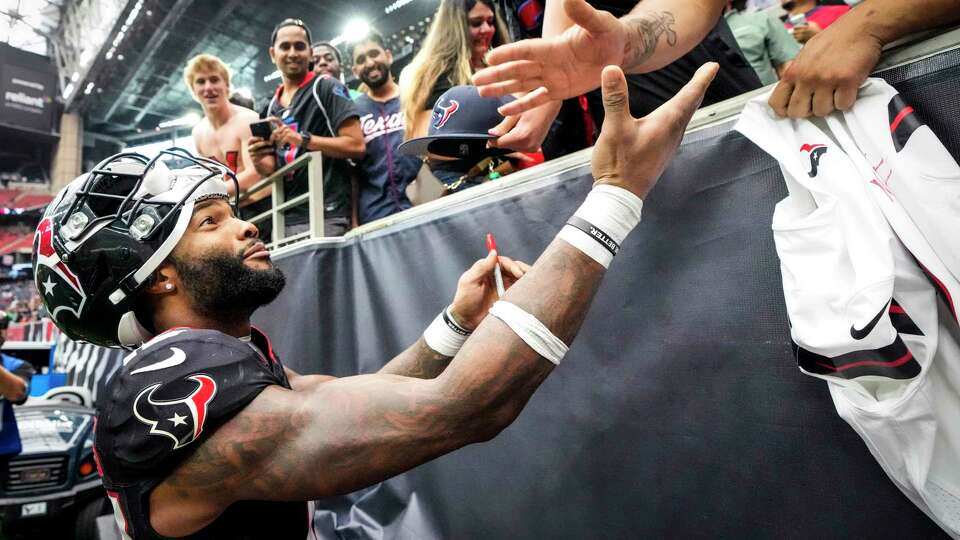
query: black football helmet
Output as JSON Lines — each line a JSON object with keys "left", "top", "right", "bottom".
{"left": 33, "top": 148, "right": 239, "bottom": 349}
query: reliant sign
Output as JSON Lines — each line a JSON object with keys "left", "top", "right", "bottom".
{"left": 0, "top": 63, "right": 56, "bottom": 133}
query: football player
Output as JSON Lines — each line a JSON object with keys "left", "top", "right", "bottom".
{"left": 33, "top": 62, "right": 718, "bottom": 538}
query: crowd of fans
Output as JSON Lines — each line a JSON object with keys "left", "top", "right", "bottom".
{"left": 0, "top": 281, "right": 44, "bottom": 325}
{"left": 180, "top": 0, "right": 906, "bottom": 243}
{"left": 171, "top": 0, "right": 958, "bottom": 243}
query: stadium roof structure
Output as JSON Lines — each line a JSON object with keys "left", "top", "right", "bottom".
{"left": 53, "top": 0, "right": 438, "bottom": 145}
{"left": 0, "top": 0, "right": 64, "bottom": 56}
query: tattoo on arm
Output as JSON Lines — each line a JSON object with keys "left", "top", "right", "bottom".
{"left": 621, "top": 11, "right": 678, "bottom": 73}
{"left": 379, "top": 337, "right": 453, "bottom": 379}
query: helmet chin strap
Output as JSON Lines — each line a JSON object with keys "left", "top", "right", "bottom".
{"left": 117, "top": 311, "right": 154, "bottom": 349}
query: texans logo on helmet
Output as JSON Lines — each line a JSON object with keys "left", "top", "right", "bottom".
{"left": 433, "top": 100, "right": 460, "bottom": 129}
{"left": 133, "top": 373, "right": 217, "bottom": 450}
{"left": 33, "top": 217, "right": 87, "bottom": 323}
{"left": 800, "top": 143, "right": 828, "bottom": 177}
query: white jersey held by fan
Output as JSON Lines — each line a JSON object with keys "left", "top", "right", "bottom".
{"left": 737, "top": 78, "right": 960, "bottom": 537}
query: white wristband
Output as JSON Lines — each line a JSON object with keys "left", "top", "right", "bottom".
{"left": 423, "top": 307, "right": 470, "bottom": 357}
{"left": 558, "top": 184, "right": 643, "bottom": 268}
{"left": 488, "top": 301, "right": 569, "bottom": 365}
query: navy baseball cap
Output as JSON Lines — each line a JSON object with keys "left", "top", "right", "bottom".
{"left": 398, "top": 85, "right": 515, "bottom": 158}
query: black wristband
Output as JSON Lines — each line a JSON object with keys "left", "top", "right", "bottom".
{"left": 442, "top": 307, "right": 472, "bottom": 336}
{"left": 566, "top": 216, "right": 619, "bottom": 256}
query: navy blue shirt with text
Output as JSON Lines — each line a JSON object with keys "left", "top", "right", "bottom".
{"left": 354, "top": 94, "right": 420, "bottom": 224}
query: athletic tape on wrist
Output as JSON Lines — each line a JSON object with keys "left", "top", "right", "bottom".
{"left": 488, "top": 301, "right": 568, "bottom": 365}
{"left": 424, "top": 308, "right": 470, "bottom": 357}
{"left": 557, "top": 184, "right": 643, "bottom": 268}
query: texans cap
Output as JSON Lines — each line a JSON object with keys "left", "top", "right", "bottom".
{"left": 398, "top": 85, "right": 515, "bottom": 159}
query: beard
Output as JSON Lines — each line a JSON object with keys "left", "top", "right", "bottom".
{"left": 171, "top": 246, "right": 285, "bottom": 320}
{"left": 360, "top": 62, "right": 390, "bottom": 89}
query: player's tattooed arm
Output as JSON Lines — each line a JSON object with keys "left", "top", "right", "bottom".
{"left": 378, "top": 337, "right": 452, "bottom": 379}
{"left": 148, "top": 61, "right": 716, "bottom": 538}
{"left": 283, "top": 366, "right": 335, "bottom": 392}
{"left": 620, "top": 11, "right": 678, "bottom": 74}
{"left": 148, "top": 240, "right": 606, "bottom": 538}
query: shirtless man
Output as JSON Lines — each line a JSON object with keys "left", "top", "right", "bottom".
{"left": 185, "top": 54, "right": 266, "bottom": 203}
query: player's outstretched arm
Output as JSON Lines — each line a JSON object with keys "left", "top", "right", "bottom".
{"left": 148, "top": 63, "right": 718, "bottom": 538}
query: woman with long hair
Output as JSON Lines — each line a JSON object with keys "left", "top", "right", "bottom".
{"left": 400, "top": 0, "right": 511, "bottom": 140}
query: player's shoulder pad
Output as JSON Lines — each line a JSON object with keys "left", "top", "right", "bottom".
{"left": 96, "top": 328, "right": 281, "bottom": 473}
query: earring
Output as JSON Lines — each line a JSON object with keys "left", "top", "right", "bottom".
{"left": 165, "top": 283, "right": 174, "bottom": 291}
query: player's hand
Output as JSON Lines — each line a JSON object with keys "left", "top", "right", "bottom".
{"left": 472, "top": 0, "right": 628, "bottom": 116}
{"left": 592, "top": 63, "right": 717, "bottom": 199}
{"left": 488, "top": 100, "right": 563, "bottom": 152}
{"left": 247, "top": 137, "right": 276, "bottom": 177}
{"left": 270, "top": 124, "right": 303, "bottom": 148}
{"left": 450, "top": 250, "right": 531, "bottom": 331}
{"left": 769, "top": 17, "right": 881, "bottom": 118}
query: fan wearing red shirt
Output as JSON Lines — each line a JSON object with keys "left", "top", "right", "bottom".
{"left": 782, "top": 0, "right": 850, "bottom": 44}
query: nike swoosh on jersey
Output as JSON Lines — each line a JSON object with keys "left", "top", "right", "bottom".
{"left": 850, "top": 300, "right": 891, "bottom": 340}
{"left": 130, "top": 347, "right": 187, "bottom": 375}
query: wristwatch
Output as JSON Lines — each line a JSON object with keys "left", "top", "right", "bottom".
{"left": 298, "top": 130, "right": 312, "bottom": 148}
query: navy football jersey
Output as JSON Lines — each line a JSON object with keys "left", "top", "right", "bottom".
{"left": 94, "top": 327, "right": 310, "bottom": 539}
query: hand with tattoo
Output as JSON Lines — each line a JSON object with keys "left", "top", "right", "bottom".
{"left": 592, "top": 63, "right": 717, "bottom": 199}
{"left": 472, "top": 0, "right": 678, "bottom": 117}
{"left": 450, "top": 250, "right": 531, "bottom": 330}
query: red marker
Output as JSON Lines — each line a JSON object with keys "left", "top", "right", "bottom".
{"left": 486, "top": 233, "right": 505, "bottom": 297}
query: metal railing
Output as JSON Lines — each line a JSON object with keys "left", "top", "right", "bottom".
{"left": 239, "top": 152, "right": 325, "bottom": 248}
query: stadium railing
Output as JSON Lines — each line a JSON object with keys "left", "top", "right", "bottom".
{"left": 239, "top": 152, "right": 325, "bottom": 248}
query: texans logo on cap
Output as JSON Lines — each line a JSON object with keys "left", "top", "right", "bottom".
{"left": 33, "top": 217, "right": 87, "bottom": 324}
{"left": 133, "top": 374, "right": 217, "bottom": 450}
{"left": 398, "top": 86, "right": 516, "bottom": 159}
{"left": 433, "top": 100, "right": 460, "bottom": 129}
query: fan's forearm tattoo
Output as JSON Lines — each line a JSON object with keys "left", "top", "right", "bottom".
{"left": 621, "top": 11, "right": 678, "bottom": 73}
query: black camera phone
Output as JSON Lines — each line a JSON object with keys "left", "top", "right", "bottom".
{"left": 249, "top": 119, "right": 274, "bottom": 139}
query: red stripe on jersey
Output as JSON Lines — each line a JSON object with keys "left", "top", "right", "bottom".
{"left": 889, "top": 106, "right": 914, "bottom": 133}
{"left": 106, "top": 489, "right": 133, "bottom": 536}
{"left": 816, "top": 349, "right": 914, "bottom": 373}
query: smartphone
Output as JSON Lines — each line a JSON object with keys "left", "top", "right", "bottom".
{"left": 249, "top": 119, "right": 274, "bottom": 139}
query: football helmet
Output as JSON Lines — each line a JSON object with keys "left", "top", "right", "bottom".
{"left": 33, "top": 148, "right": 239, "bottom": 349}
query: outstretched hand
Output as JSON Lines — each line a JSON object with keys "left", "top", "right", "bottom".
{"left": 592, "top": 63, "right": 718, "bottom": 199}
{"left": 472, "top": 0, "right": 628, "bottom": 117}
{"left": 450, "top": 250, "right": 531, "bottom": 330}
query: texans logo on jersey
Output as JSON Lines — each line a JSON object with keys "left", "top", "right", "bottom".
{"left": 433, "top": 100, "right": 460, "bottom": 129}
{"left": 800, "top": 143, "right": 828, "bottom": 178}
{"left": 33, "top": 217, "right": 87, "bottom": 323}
{"left": 133, "top": 374, "right": 217, "bottom": 450}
